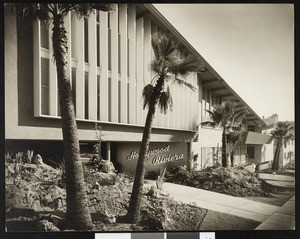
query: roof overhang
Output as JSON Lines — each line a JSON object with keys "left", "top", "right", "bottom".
{"left": 143, "top": 4, "right": 266, "bottom": 127}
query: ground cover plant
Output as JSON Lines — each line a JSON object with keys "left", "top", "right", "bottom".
{"left": 165, "top": 164, "right": 285, "bottom": 197}
{"left": 5, "top": 153, "right": 207, "bottom": 231}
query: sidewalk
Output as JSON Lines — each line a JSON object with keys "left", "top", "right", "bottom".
{"left": 255, "top": 196, "right": 295, "bottom": 230}
{"left": 259, "top": 173, "right": 295, "bottom": 188}
{"left": 144, "top": 179, "right": 295, "bottom": 230}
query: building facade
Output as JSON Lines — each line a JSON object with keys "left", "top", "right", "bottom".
{"left": 262, "top": 114, "right": 295, "bottom": 169}
{"left": 5, "top": 4, "right": 271, "bottom": 175}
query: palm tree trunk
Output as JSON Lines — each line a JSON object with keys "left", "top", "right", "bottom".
{"left": 221, "top": 129, "right": 227, "bottom": 167}
{"left": 127, "top": 77, "right": 164, "bottom": 223}
{"left": 52, "top": 13, "right": 93, "bottom": 230}
{"left": 272, "top": 140, "right": 282, "bottom": 171}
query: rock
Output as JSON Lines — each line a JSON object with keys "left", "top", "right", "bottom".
{"left": 147, "top": 185, "right": 160, "bottom": 198}
{"left": 97, "top": 160, "right": 115, "bottom": 173}
{"left": 36, "top": 220, "right": 60, "bottom": 231}
{"left": 244, "top": 164, "right": 256, "bottom": 173}
{"left": 22, "top": 164, "right": 37, "bottom": 171}
{"left": 93, "top": 212, "right": 116, "bottom": 224}
{"left": 39, "top": 213, "right": 64, "bottom": 226}
{"left": 91, "top": 172, "right": 117, "bottom": 186}
{"left": 32, "top": 154, "right": 43, "bottom": 165}
{"left": 6, "top": 207, "right": 39, "bottom": 220}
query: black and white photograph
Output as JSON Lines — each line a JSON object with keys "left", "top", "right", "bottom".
{"left": 2, "top": 1, "right": 297, "bottom": 238}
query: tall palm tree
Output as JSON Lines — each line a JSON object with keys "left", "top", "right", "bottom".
{"left": 202, "top": 100, "right": 247, "bottom": 167}
{"left": 8, "top": 3, "right": 113, "bottom": 230}
{"left": 270, "top": 121, "right": 294, "bottom": 171}
{"left": 126, "top": 32, "right": 204, "bottom": 223}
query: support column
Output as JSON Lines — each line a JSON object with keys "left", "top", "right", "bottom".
{"left": 128, "top": 5, "right": 136, "bottom": 124}
{"left": 119, "top": 4, "right": 128, "bottom": 123}
{"left": 88, "top": 13, "right": 97, "bottom": 120}
{"left": 106, "top": 142, "right": 111, "bottom": 162}
{"left": 110, "top": 5, "right": 119, "bottom": 123}
{"left": 136, "top": 17, "right": 144, "bottom": 125}
{"left": 99, "top": 12, "right": 109, "bottom": 122}
{"left": 74, "top": 17, "right": 84, "bottom": 119}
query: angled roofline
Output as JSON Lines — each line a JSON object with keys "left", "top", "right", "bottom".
{"left": 144, "top": 4, "right": 266, "bottom": 127}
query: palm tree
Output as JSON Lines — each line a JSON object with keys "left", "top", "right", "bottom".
{"left": 126, "top": 32, "right": 204, "bottom": 223}
{"left": 202, "top": 100, "right": 247, "bottom": 167}
{"left": 8, "top": 3, "right": 113, "bottom": 230}
{"left": 227, "top": 125, "right": 245, "bottom": 167}
{"left": 270, "top": 121, "right": 294, "bottom": 171}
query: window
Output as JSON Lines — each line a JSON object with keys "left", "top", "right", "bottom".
{"left": 127, "top": 82, "right": 130, "bottom": 123}
{"left": 118, "top": 80, "right": 121, "bottom": 122}
{"left": 247, "top": 146, "right": 255, "bottom": 159}
{"left": 40, "top": 24, "right": 49, "bottom": 49}
{"left": 248, "top": 125, "right": 256, "bottom": 132}
{"left": 108, "top": 77, "right": 112, "bottom": 121}
{"left": 84, "top": 17, "right": 89, "bottom": 63}
{"left": 108, "top": 28, "right": 112, "bottom": 71}
{"left": 71, "top": 68, "right": 76, "bottom": 114}
{"left": 97, "top": 75, "right": 100, "bottom": 120}
{"left": 127, "top": 38, "right": 130, "bottom": 77}
{"left": 57, "top": 89, "right": 61, "bottom": 117}
{"left": 71, "top": 13, "right": 77, "bottom": 58}
{"left": 41, "top": 58, "right": 50, "bottom": 115}
{"left": 118, "top": 33, "right": 121, "bottom": 74}
{"left": 96, "top": 13, "right": 100, "bottom": 67}
{"left": 84, "top": 72, "right": 89, "bottom": 119}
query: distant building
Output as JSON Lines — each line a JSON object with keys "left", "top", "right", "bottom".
{"left": 5, "top": 4, "right": 271, "bottom": 174}
{"left": 262, "top": 114, "right": 295, "bottom": 169}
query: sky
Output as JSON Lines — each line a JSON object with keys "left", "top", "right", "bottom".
{"left": 154, "top": 4, "right": 294, "bottom": 121}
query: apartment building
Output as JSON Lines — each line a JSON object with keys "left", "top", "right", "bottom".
{"left": 262, "top": 114, "right": 295, "bottom": 168}
{"left": 4, "top": 4, "right": 270, "bottom": 175}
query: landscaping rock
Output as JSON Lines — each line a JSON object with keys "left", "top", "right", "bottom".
{"left": 166, "top": 165, "right": 279, "bottom": 197}
{"left": 6, "top": 207, "right": 39, "bottom": 220}
{"left": 36, "top": 220, "right": 60, "bottom": 231}
{"left": 32, "top": 154, "right": 43, "bottom": 165}
{"left": 244, "top": 164, "right": 256, "bottom": 173}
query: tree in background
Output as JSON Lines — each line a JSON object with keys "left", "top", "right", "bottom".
{"left": 127, "top": 31, "right": 204, "bottom": 223}
{"left": 202, "top": 100, "right": 248, "bottom": 167}
{"left": 9, "top": 3, "right": 113, "bottom": 230}
{"left": 270, "top": 121, "right": 294, "bottom": 171}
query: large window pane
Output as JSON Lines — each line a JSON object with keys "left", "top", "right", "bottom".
{"left": 108, "top": 77, "right": 111, "bottom": 121}
{"left": 40, "top": 23, "right": 49, "bottom": 49}
{"left": 84, "top": 18, "right": 89, "bottom": 63}
{"left": 71, "top": 67, "right": 76, "bottom": 114}
{"left": 41, "top": 58, "right": 49, "bottom": 115}
{"left": 85, "top": 72, "right": 89, "bottom": 119}
{"left": 41, "top": 86, "right": 49, "bottom": 115}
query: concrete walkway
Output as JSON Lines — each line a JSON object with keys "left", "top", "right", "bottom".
{"left": 255, "top": 196, "right": 295, "bottom": 230}
{"left": 259, "top": 173, "right": 295, "bottom": 188}
{"left": 144, "top": 178, "right": 295, "bottom": 230}
{"left": 254, "top": 173, "right": 295, "bottom": 229}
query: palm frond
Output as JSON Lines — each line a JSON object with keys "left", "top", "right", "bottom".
{"left": 9, "top": 3, "right": 50, "bottom": 23}
{"left": 151, "top": 32, "right": 179, "bottom": 66}
{"left": 158, "top": 86, "right": 173, "bottom": 114}
{"left": 201, "top": 120, "right": 219, "bottom": 128}
{"left": 169, "top": 54, "right": 202, "bottom": 77}
{"left": 173, "top": 77, "right": 196, "bottom": 91}
{"left": 150, "top": 59, "right": 162, "bottom": 75}
{"left": 142, "top": 84, "right": 154, "bottom": 109}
